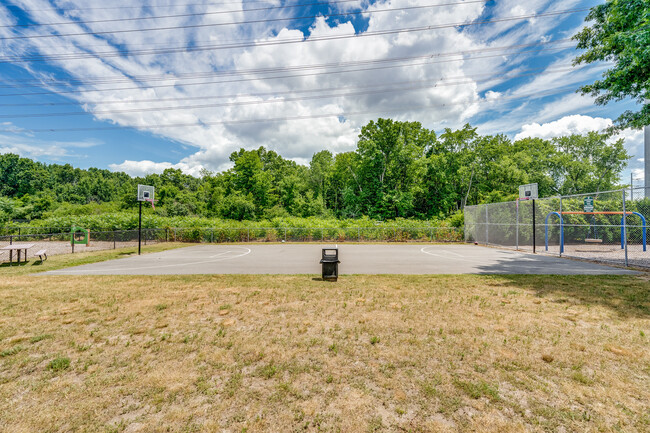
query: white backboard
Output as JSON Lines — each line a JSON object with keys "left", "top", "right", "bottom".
{"left": 519, "top": 183, "right": 538, "bottom": 199}
{"left": 137, "top": 184, "right": 155, "bottom": 202}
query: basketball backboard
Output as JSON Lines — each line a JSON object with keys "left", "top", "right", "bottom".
{"left": 519, "top": 183, "right": 538, "bottom": 200}
{"left": 137, "top": 184, "right": 155, "bottom": 202}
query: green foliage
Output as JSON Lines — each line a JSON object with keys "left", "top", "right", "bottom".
{"left": 48, "top": 356, "right": 71, "bottom": 372}
{"left": 0, "top": 118, "right": 631, "bottom": 226}
{"left": 573, "top": 0, "right": 650, "bottom": 130}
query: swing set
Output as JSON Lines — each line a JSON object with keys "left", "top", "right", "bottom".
{"left": 545, "top": 211, "right": 647, "bottom": 253}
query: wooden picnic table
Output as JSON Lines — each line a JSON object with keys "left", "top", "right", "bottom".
{"left": 1, "top": 243, "right": 35, "bottom": 265}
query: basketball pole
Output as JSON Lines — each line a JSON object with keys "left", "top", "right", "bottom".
{"left": 138, "top": 201, "right": 142, "bottom": 255}
{"left": 532, "top": 199, "right": 536, "bottom": 254}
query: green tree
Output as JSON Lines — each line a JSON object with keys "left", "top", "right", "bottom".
{"left": 573, "top": 0, "right": 650, "bottom": 130}
{"left": 549, "top": 132, "right": 629, "bottom": 194}
{"left": 355, "top": 119, "right": 434, "bottom": 219}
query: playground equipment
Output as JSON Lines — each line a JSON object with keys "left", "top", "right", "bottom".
{"left": 545, "top": 211, "right": 646, "bottom": 253}
{"left": 71, "top": 227, "right": 90, "bottom": 245}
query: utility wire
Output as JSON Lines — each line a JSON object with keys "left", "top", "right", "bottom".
{"left": 0, "top": 7, "right": 588, "bottom": 41}
{"left": 3, "top": 0, "right": 490, "bottom": 28}
{"left": 0, "top": 66, "right": 585, "bottom": 119}
{"left": 0, "top": 10, "right": 587, "bottom": 63}
{"left": 4, "top": 0, "right": 358, "bottom": 14}
{"left": 0, "top": 86, "right": 580, "bottom": 133}
{"left": 0, "top": 43, "right": 576, "bottom": 98}
{"left": 0, "top": 39, "right": 572, "bottom": 88}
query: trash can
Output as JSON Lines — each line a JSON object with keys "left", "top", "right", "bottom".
{"left": 320, "top": 248, "right": 340, "bottom": 281}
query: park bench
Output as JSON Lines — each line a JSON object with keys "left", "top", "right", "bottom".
{"left": 35, "top": 249, "right": 47, "bottom": 261}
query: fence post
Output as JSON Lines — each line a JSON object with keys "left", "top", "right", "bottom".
{"left": 211, "top": 229, "right": 214, "bottom": 243}
{"left": 113, "top": 231, "right": 116, "bottom": 249}
{"left": 358, "top": 228, "right": 360, "bottom": 242}
{"left": 622, "top": 190, "right": 629, "bottom": 267}
{"left": 284, "top": 228, "right": 287, "bottom": 242}
{"left": 9, "top": 235, "right": 12, "bottom": 245}
{"left": 485, "top": 204, "right": 489, "bottom": 246}
{"left": 247, "top": 228, "right": 250, "bottom": 243}
{"left": 558, "top": 196, "right": 563, "bottom": 257}
{"left": 515, "top": 200, "right": 519, "bottom": 251}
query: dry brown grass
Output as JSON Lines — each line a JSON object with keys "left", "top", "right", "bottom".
{"left": 1, "top": 274, "right": 649, "bottom": 432}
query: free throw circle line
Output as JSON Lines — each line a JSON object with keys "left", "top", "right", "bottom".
{"left": 50, "top": 246, "right": 252, "bottom": 274}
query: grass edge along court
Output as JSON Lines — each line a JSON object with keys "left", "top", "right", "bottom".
{"left": 1, "top": 273, "right": 649, "bottom": 432}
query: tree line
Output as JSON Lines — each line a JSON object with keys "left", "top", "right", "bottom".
{"left": 0, "top": 118, "right": 629, "bottom": 224}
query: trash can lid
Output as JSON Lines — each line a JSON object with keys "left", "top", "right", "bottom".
{"left": 321, "top": 247, "right": 339, "bottom": 261}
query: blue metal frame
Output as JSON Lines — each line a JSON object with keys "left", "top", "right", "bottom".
{"left": 545, "top": 212, "right": 647, "bottom": 253}
{"left": 620, "top": 212, "right": 646, "bottom": 251}
{"left": 545, "top": 212, "right": 564, "bottom": 253}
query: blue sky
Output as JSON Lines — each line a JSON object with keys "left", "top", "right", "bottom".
{"left": 0, "top": 0, "right": 644, "bottom": 183}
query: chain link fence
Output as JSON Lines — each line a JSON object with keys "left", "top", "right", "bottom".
{"left": 465, "top": 188, "right": 650, "bottom": 268}
{"left": 1, "top": 226, "right": 462, "bottom": 263}
{"left": 167, "top": 226, "right": 462, "bottom": 243}
{"left": 0, "top": 229, "right": 165, "bottom": 261}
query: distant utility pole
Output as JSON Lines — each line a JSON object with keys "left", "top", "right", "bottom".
{"left": 646, "top": 125, "right": 650, "bottom": 198}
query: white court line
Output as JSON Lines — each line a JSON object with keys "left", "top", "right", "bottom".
{"left": 209, "top": 251, "right": 232, "bottom": 258}
{"left": 48, "top": 247, "right": 252, "bottom": 274}
{"left": 420, "top": 247, "right": 444, "bottom": 258}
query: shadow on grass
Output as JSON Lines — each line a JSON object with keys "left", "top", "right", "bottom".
{"left": 497, "top": 274, "right": 650, "bottom": 318}
{"left": 0, "top": 261, "right": 30, "bottom": 268}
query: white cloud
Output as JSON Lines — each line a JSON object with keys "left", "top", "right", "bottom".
{"left": 0, "top": 0, "right": 602, "bottom": 174}
{"left": 514, "top": 114, "right": 613, "bottom": 140}
{"left": 108, "top": 159, "right": 204, "bottom": 177}
{"left": 0, "top": 126, "right": 100, "bottom": 160}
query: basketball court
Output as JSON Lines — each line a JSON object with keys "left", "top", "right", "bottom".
{"left": 42, "top": 244, "right": 637, "bottom": 276}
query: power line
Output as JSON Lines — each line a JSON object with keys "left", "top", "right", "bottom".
{"left": 3, "top": 0, "right": 490, "bottom": 28}
{"left": 0, "top": 86, "right": 581, "bottom": 133}
{"left": 0, "top": 42, "right": 576, "bottom": 98}
{"left": 0, "top": 10, "right": 587, "bottom": 63}
{"left": 4, "top": 0, "right": 348, "bottom": 13}
{"left": 0, "top": 39, "right": 573, "bottom": 89}
{"left": 0, "top": 66, "right": 586, "bottom": 119}
{"left": 0, "top": 7, "right": 588, "bottom": 41}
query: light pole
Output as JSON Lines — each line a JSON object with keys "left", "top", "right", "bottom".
{"left": 644, "top": 97, "right": 649, "bottom": 199}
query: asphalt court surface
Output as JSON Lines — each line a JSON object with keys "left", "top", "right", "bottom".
{"left": 42, "top": 244, "right": 638, "bottom": 275}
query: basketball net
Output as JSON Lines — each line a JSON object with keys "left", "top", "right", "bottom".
{"left": 145, "top": 198, "right": 156, "bottom": 210}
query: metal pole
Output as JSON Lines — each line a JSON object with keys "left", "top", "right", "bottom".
{"left": 515, "top": 200, "right": 519, "bottom": 251}
{"left": 138, "top": 201, "right": 142, "bottom": 255}
{"left": 113, "top": 231, "right": 116, "bottom": 249}
{"left": 532, "top": 199, "right": 536, "bottom": 254}
{"left": 9, "top": 235, "right": 12, "bottom": 245}
{"left": 645, "top": 125, "right": 650, "bottom": 198}
{"left": 485, "top": 204, "right": 489, "bottom": 246}
{"left": 622, "top": 190, "right": 628, "bottom": 267}
{"left": 558, "top": 196, "right": 563, "bottom": 257}
{"left": 631, "top": 172, "right": 634, "bottom": 201}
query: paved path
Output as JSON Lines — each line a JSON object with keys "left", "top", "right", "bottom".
{"left": 42, "top": 244, "right": 638, "bottom": 275}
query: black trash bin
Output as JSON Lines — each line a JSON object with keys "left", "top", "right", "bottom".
{"left": 320, "top": 248, "right": 340, "bottom": 281}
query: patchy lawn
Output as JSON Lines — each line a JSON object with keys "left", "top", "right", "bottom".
{"left": 0, "top": 274, "right": 649, "bottom": 432}
{"left": 0, "top": 242, "right": 188, "bottom": 276}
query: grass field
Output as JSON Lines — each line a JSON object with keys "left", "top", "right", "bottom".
{"left": 1, "top": 266, "right": 649, "bottom": 431}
